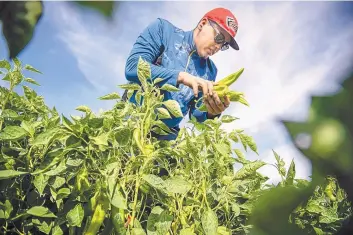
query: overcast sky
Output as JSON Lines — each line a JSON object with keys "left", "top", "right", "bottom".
{"left": 1, "top": 1, "right": 352, "bottom": 183}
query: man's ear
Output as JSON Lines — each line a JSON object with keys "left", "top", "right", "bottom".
{"left": 198, "top": 18, "right": 207, "bottom": 30}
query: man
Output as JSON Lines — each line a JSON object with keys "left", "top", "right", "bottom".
{"left": 124, "top": 7, "right": 240, "bottom": 140}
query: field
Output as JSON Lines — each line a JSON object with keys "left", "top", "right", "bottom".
{"left": 0, "top": 58, "right": 352, "bottom": 235}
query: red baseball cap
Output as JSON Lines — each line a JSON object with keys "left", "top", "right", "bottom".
{"left": 203, "top": 7, "right": 239, "bottom": 50}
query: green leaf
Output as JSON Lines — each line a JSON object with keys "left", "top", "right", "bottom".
{"left": 163, "top": 100, "right": 183, "bottom": 118}
{"left": 285, "top": 159, "right": 296, "bottom": 185}
{"left": 1, "top": 109, "right": 19, "bottom": 119}
{"left": 32, "top": 219, "right": 52, "bottom": 234}
{"left": 221, "top": 115, "right": 238, "bottom": 123}
{"left": 0, "top": 126, "right": 28, "bottom": 141}
{"left": 66, "top": 203, "right": 84, "bottom": 227}
{"left": 51, "top": 225, "right": 63, "bottom": 235}
{"left": 76, "top": 105, "right": 91, "bottom": 113}
{"left": 306, "top": 201, "right": 324, "bottom": 214}
{"left": 33, "top": 174, "right": 49, "bottom": 195}
{"left": 24, "top": 64, "right": 42, "bottom": 74}
{"left": 0, "top": 170, "right": 27, "bottom": 179}
{"left": 90, "top": 132, "right": 109, "bottom": 147}
{"left": 147, "top": 206, "right": 164, "bottom": 234}
{"left": 24, "top": 77, "right": 40, "bottom": 86}
{"left": 1, "top": 73, "right": 11, "bottom": 81}
{"left": 110, "top": 187, "right": 127, "bottom": 210}
{"left": 245, "top": 135, "right": 258, "bottom": 154}
{"left": 147, "top": 207, "right": 173, "bottom": 235}
{"left": 118, "top": 83, "right": 141, "bottom": 90}
{"left": 1, "top": 2, "right": 43, "bottom": 59}
{"left": 153, "top": 120, "right": 173, "bottom": 134}
{"left": 88, "top": 117, "right": 104, "bottom": 129}
{"left": 155, "top": 211, "right": 173, "bottom": 234}
{"left": 215, "top": 143, "right": 231, "bottom": 156}
{"left": 154, "top": 77, "right": 165, "bottom": 84}
{"left": 137, "top": 57, "right": 151, "bottom": 87}
{"left": 142, "top": 174, "right": 166, "bottom": 192}
{"left": 131, "top": 228, "right": 146, "bottom": 235}
{"left": 313, "top": 227, "right": 324, "bottom": 235}
{"left": 21, "top": 120, "right": 35, "bottom": 136}
{"left": 273, "top": 150, "right": 286, "bottom": 177}
{"left": 32, "top": 128, "right": 60, "bottom": 146}
{"left": 238, "top": 133, "right": 248, "bottom": 151}
{"left": 57, "top": 188, "right": 70, "bottom": 200}
{"left": 99, "top": 92, "right": 121, "bottom": 100}
{"left": 27, "top": 206, "right": 56, "bottom": 218}
{"left": 201, "top": 209, "right": 218, "bottom": 235}
{"left": 74, "top": 1, "right": 115, "bottom": 18}
{"left": 0, "top": 200, "right": 13, "bottom": 219}
{"left": 164, "top": 176, "right": 192, "bottom": 194}
{"left": 180, "top": 228, "right": 196, "bottom": 235}
{"left": 62, "top": 115, "right": 74, "bottom": 131}
{"left": 66, "top": 158, "right": 83, "bottom": 167}
{"left": 231, "top": 203, "right": 241, "bottom": 217}
{"left": 234, "top": 161, "right": 266, "bottom": 180}
{"left": 44, "top": 161, "right": 67, "bottom": 176}
{"left": 0, "top": 59, "right": 11, "bottom": 70}
{"left": 160, "top": 84, "right": 179, "bottom": 92}
{"left": 234, "top": 149, "right": 245, "bottom": 161}
{"left": 49, "top": 176, "right": 66, "bottom": 189}
{"left": 217, "top": 226, "right": 231, "bottom": 235}
{"left": 151, "top": 126, "right": 169, "bottom": 136}
{"left": 127, "top": 89, "right": 135, "bottom": 100}
{"left": 13, "top": 57, "right": 21, "bottom": 68}
{"left": 229, "top": 131, "right": 239, "bottom": 143}
{"left": 156, "top": 107, "right": 171, "bottom": 119}
{"left": 114, "top": 128, "right": 131, "bottom": 146}
{"left": 136, "top": 90, "right": 142, "bottom": 104}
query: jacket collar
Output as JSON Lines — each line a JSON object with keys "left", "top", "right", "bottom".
{"left": 184, "top": 29, "right": 208, "bottom": 67}
{"left": 184, "top": 30, "right": 197, "bottom": 54}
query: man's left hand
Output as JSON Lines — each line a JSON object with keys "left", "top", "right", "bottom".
{"left": 204, "top": 93, "right": 230, "bottom": 117}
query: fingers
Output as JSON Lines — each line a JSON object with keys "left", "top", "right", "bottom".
{"left": 195, "top": 79, "right": 214, "bottom": 99}
{"left": 198, "top": 80, "right": 209, "bottom": 99}
{"left": 207, "top": 96, "right": 223, "bottom": 114}
{"left": 207, "top": 81, "right": 214, "bottom": 97}
{"left": 223, "top": 95, "right": 230, "bottom": 107}
{"left": 192, "top": 82, "right": 199, "bottom": 98}
{"left": 204, "top": 99, "right": 216, "bottom": 115}
{"left": 213, "top": 92, "right": 222, "bottom": 106}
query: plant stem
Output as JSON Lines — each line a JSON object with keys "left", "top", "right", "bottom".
{"left": 0, "top": 82, "right": 14, "bottom": 131}
{"left": 131, "top": 176, "right": 140, "bottom": 227}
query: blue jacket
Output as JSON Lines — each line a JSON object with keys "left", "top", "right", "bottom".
{"left": 125, "top": 18, "right": 219, "bottom": 140}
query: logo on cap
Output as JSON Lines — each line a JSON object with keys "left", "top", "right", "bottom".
{"left": 226, "top": 16, "right": 238, "bottom": 34}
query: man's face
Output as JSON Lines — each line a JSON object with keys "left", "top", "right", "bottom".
{"left": 195, "top": 19, "right": 232, "bottom": 59}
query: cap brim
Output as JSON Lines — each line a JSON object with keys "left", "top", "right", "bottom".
{"left": 230, "top": 37, "right": 239, "bottom": 50}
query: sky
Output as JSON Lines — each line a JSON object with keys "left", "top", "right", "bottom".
{"left": 1, "top": 1, "right": 353, "bottom": 183}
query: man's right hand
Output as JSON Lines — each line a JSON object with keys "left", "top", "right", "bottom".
{"left": 177, "top": 71, "right": 214, "bottom": 99}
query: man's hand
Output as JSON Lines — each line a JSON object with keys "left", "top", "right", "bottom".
{"left": 177, "top": 72, "right": 230, "bottom": 116}
{"left": 205, "top": 94, "right": 230, "bottom": 117}
{"left": 177, "top": 72, "right": 214, "bottom": 98}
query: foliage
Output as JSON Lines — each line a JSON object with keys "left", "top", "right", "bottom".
{"left": 249, "top": 67, "right": 353, "bottom": 235}
{"left": 0, "top": 57, "right": 351, "bottom": 235}
{"left": 0, "top": 1, "right": 117, "bottom": 59}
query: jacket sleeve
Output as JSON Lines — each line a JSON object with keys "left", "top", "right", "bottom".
{"left": 125, "top": 18, "right": 180, "bottom": 87}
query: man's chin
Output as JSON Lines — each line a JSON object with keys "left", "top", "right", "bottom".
{"left": 201, "top": 52, "right": 210, "bottom": 59}
{"left": 196, "top": 50, "right": 210, "bottom": 59}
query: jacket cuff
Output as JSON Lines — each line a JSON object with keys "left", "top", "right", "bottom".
{"left": 165, "top": 71, "right": 181, "bottom": 87}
